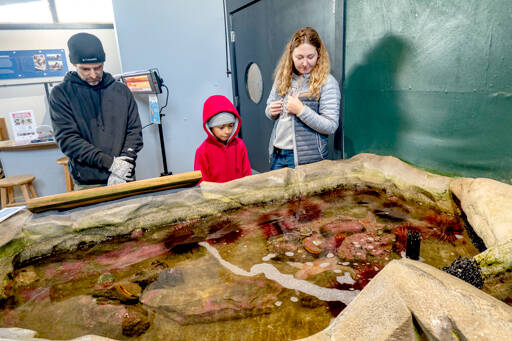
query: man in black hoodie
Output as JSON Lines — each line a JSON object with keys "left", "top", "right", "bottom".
{"left": 50, "top": 33, "right": 143, "bottom": 188}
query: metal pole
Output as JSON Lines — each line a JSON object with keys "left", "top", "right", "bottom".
{"left": 157, "top": 117, "right": 171, "bottom": 176}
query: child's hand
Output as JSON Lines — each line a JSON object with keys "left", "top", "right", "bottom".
{"left": 286, "top": 93, "right": 304, "bottom": 115}
{"left": 269, "top": 99, "right": 284, "bottom": 118}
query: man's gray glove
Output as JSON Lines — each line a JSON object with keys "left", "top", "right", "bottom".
{"left": 107, "top": 173, "right": 126, "bottom": 186}
{"left": 109, "top": 156, "right": 134, "bottom": 181}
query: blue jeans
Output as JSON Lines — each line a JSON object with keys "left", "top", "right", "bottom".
{"left": 271, "top": 148, "right": 295, "bottom": 170}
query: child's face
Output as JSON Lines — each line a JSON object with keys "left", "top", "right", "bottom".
{"left": 211, "top": 123, "right": 235, "bottom": 142}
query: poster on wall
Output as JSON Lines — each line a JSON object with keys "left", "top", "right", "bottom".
{"left": 0, "top": 49, "right": 68, "bottom": 80}
{"left": 9, "top": 110, "right": 37, "bottom": 143}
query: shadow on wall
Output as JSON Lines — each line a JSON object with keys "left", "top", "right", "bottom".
{"left": 344, "top": 34, "right": 412, "bottom": 158}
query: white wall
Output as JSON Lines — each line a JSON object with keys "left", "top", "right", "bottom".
{"left": 112, "top": 0, "right": 233, "bottom": 178}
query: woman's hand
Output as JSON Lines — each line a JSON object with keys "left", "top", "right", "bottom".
{"left": 286, "top": 94, "right": 304, "bottom": 115}
{"left": 269, "top": 98, "right": 284, "bottom": 118}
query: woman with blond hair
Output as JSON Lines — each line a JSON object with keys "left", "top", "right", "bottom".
{"left": 265, "top": 27, "right": 341, "bottom": 170}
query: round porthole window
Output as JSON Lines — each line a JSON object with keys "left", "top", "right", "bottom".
{"left": 245, "top": 62, "right": 263, "bottom": 104}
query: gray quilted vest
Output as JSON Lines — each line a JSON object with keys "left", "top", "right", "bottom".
{"left": 294, "top": 97, "right": 328, "bottom": 165}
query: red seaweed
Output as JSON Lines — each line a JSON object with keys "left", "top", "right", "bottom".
{"left": 287, "top": 200, "right": 322, "bottom": 222}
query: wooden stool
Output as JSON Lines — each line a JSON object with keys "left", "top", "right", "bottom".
{"left": 0, "top": 174, "right": 38, "bottom": 208}
{"left": 57, "top": 156, "right": 74, "bottom": 192}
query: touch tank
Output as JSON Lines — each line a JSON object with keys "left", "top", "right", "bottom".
{"left": 0, "top": 154, "right": 511, "bottom": 340}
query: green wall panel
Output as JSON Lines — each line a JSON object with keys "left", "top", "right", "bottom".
{"left": 344, "top": 0, "right": 512, "bottom": 182}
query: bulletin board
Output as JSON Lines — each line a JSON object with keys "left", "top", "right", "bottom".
{"left": 0, "top": 49, "right": 68, "bottom": 80}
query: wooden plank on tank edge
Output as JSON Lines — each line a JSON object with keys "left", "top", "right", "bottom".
{"left": 26, "top": 171, "right": 202, "bottom": 213}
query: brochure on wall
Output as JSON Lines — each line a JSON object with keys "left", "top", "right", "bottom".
{"left": 9, "top": 110, "right": 37, "bottom": 143}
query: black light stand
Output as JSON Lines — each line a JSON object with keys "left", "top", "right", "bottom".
{"left": 156, "top": 81, "right": 172, "bottom": 176}
{"left": 120, "top": 69, "right": 172, "bottom": 176}
{"left": 157, "top": 115, "right": 171, "bottom": 176}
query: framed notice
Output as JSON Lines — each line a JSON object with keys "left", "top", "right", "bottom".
{"left": 9, "top": 110, "right": 37, "bottom": 143}
{"left": 0, "top": 49, "right": 68, "bottom": 80}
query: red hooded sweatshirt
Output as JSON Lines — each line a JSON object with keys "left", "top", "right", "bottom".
{"left": 194, "top": 95, "right": 252, "bottom": 183}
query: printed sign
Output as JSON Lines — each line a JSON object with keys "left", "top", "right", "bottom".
{"left": 9, "top": 110, "right": 37, "bottom": 143}
{"left": 0, "top": 49, "right": 68, "bottom": 80}
{"left": 148, "top": 94, "right": 161, "bottom": 124}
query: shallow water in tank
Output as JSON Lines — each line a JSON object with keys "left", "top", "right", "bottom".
{"left": 0, "top": 186, "right": 483, "bottom": 340}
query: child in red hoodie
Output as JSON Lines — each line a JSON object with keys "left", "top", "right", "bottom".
{"left": 194, "top": 95, "right": 252, "bottom": 183}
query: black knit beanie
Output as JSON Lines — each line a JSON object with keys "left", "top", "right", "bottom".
{"left": 67, "top": 32, "right": 105, "bottom": 64}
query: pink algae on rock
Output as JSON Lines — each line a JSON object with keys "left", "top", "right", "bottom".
{"left": 321, "top": 219, "right": 364, "bottom": 235}
{"left": 303, "top": 234, "right": 327, "bottom": 255}
{"left": 336, "top": 233, "right": 395, "bottom": 261}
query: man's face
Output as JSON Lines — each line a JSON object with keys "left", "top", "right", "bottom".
{"left": 75, "top": 62, "right": 104, "bottom": 86}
